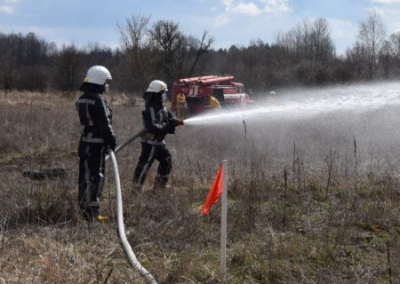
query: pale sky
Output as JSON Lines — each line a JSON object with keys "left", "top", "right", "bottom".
{"left": 1, "top": 0, "right": 400, "bottom": 55}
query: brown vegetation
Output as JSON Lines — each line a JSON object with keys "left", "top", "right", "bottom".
{"left": 1, "top": 90, "right": 400, "bottom": 283}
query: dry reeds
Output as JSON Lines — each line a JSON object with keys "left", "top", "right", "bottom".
{"left": 1, "top": 91, "right": 400, "bottom": 283}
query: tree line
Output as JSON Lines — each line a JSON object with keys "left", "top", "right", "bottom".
{"left": 1, "top": 11, "right": 399, "bottom": 96}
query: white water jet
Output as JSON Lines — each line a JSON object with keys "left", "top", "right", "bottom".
{"left": 184, "top": 82, "right": 400, "bottom": 126}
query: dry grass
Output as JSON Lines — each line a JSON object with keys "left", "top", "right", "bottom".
{"left": 1, "top": 90, "right": 400, "bottom": 283}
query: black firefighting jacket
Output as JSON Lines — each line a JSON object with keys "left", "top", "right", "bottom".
{"left": 141, "top": 99, "right": 177, "bottom": 145}
{"left": 76, "top": 84, "right": 116, "bottom": 149}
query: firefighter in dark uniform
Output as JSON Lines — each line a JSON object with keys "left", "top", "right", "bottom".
{"left": 133, "top": 80, "right": 184, "bottom": 191}
{"left": 76, "top": 65, "right": 116, "bottom": 222}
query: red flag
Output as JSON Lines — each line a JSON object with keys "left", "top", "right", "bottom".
{"left": 202, "top": 164, "right": 223, "bottom": 216}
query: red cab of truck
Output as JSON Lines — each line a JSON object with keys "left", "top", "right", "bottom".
{"left": 171, "top": 75, "right": 251, "bottom": 115}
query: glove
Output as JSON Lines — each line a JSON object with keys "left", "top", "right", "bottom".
{"left": 108, "top": 144, "right": 116, "bottom": 152}
{"left": 169, "top": 118, "right": 184, "bottom": 127}
{"left": 107, "top": 138, "right": 117, "bottom": 152}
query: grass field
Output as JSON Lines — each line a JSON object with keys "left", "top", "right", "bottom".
{"left": 1, "top": 90, "right": 400, "bottom": 283}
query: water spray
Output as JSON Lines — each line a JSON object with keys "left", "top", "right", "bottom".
{"left": 183, "top": 82, "right": 400, "bottom": 126}
{"left": 101, "top": 82, "right": 400, "bottom": 283}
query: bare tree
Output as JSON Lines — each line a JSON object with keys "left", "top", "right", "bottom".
{"left": 55, "top": 44, "right": 84, "bottom": 93}
{"left": 379, "top": 40, "right": 395, "bottom": 78}
{"left": 346, "top": 41, "right": 368, "bottom": 79}
{"left": 118, "top": 15, "right": 215, "bottom": 91}
{"left": 0, "top": 34, "right": 17, "bottom": 91}
{"left": 311, "top": 18, "right": 334, "bottom": 62}
{"left": 0, "top": 48, "right": 17, "bottom": 91}
{"left": 148, "top": 20, "right": 187, "bottom": 84}
{"left": 25, "top": 32, "right": 44, "bottom": 66}
{"left": 388, "top": 32, "right": 400, "bottom": 68}
{"left": 118, "top": 14, "right": 157, "bottom": 91}
{"left": 358, "top": 10, "right": 386, "bottom": 79}
{"left": 300, "top": 19, "right": 312, "bottom": 59}
{"left": 275, "top": 18, "right": 335, "bottom": 85}
{"left": 187, "top": 30, "right": 214, "bottom": 77}
{"left": 277, "top": 18, "right": 334, "bottom": 63}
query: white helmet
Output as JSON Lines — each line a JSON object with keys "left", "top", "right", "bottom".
{"left": 146, "top": 80, "right": 168, "bottom": 93}
{"left": 269, "top": 91, "right": 276, "bottom": 95}
{"left": 84, "top": 65, "right": 112, "bottom": 85}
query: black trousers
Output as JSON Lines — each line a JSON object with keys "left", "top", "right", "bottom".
{"left": 78, "top": 143, "right": 105, "bottom": 217}
{"left": 133, "top": 142, "right": 172, "bottom": 189}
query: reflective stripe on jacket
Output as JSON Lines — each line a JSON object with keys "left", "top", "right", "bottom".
{"left": 76, "top": 91, "right": 116, "bottom": 146}
{"left": 141, "top": 101, "right": 176, "bottom": 144}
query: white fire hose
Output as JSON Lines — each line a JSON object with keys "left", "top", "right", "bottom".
{"left": 107, "top": 132, "right": 157, "bottom": 284}
{"left": 105, "top": 128, "right": 147, "bottom": 162}
{"left": 108, "top": 149, "right": 157, "bottom": 284}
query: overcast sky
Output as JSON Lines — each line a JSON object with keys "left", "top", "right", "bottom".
{"left": 1, "top": 0, "right": 400, "bottom": 55}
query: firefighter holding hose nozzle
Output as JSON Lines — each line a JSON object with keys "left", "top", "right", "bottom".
{"left": 76, "top": 65, "right": 117, "bottom": 222}
{"left": 133, "top": 80, "right": 184, "bottom": 192}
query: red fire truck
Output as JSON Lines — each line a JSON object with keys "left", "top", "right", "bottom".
{"left": 170, "top": 75, "right": 251, "bottom": 115}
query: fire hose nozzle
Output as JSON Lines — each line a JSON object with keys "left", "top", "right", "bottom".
{"left": 170, "top": 118, "right": 184, "bottom": 126}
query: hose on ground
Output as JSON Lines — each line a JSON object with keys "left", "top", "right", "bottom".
{"left": 107, "top": 149, "right": 158, "bottom": 284}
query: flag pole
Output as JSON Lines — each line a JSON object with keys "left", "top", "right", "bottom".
{"left": 220, "top": 159, "right": 228, "bottom": 282}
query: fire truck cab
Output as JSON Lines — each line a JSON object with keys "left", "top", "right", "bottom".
{"left": 171, "top": 75, "right": 251, "bottom": 115}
